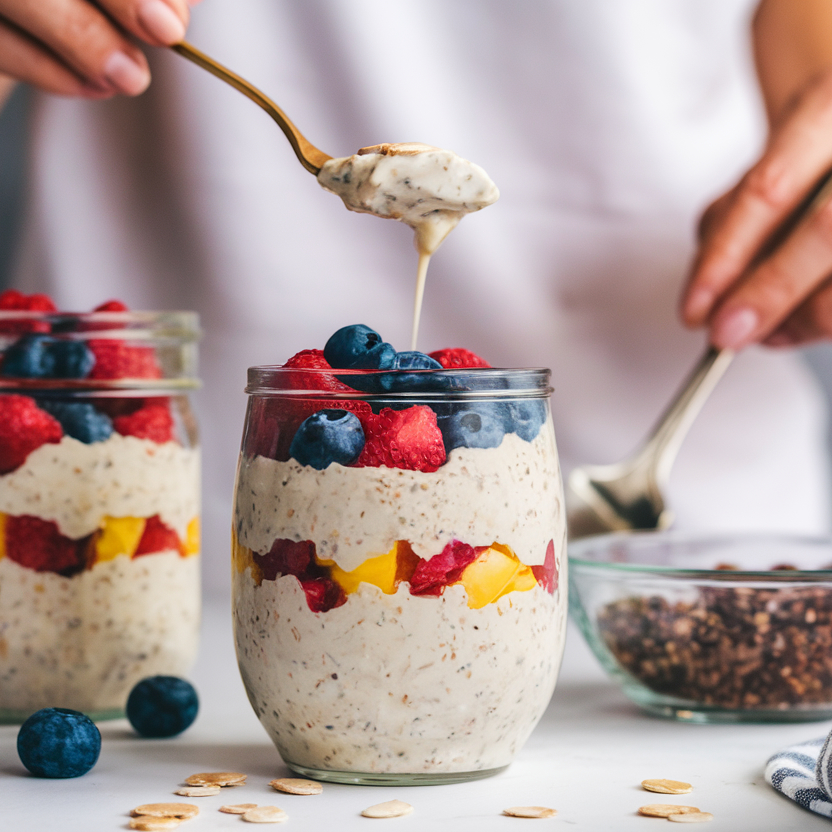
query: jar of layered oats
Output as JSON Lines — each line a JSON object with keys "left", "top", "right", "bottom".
{"left": 0, "top": 302, "right": 200, "bottom": 722}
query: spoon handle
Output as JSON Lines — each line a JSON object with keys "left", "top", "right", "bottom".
{"left": 171, "top": 40, "right": 332, "bottom": 175}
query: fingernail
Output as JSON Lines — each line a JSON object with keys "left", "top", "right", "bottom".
{"left": 712, "top": 307, "right": 759, "bottom": 349}
{"left": 138, "top": 0, "right": 187, "bottom": 44}
{"left": 103, "top": 51, "right": 151, "bottom": 95}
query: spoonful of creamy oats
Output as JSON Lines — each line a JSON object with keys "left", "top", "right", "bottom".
{"left": 173, "top": 43, "right": 499, "bottom": 348}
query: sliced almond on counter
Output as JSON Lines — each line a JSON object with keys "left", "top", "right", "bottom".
{"left": 361, "top": 799, "right": 414, "bottom": 818}
{"left": 642, "top": 779, "right": 693, "bottom": 795}
{"left": 503, "top": 806, "right": 557, "bottom": 818}
{"left": 269, "top": 777, "right": 322, "bottom": 795}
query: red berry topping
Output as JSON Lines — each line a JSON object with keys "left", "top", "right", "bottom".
{"left": 531, "top": 539, "right": 558, "bottom": 594}
{"left": 134, "top": 515, "right": 183, "bottom": 556}
{"left": 93, "top": 300, "right": 129, "bottom": 312}
{"left": 300, "top": 577, "right": 347, "bottom": 612}
{"left": 87, "top": 340, "right": 161, "bottom": 380}
{"left": 5, "top": 514, "right": 87, "bottom": 575}
{"left": 113, "top": 401, "right": 174, "bottom": 443}
{"left": 254, "top": 538, "right": 317, "bottom": 581}
{"left": 355, "top": 406, "right": 446, "bottom": 472}
{"left": 410, "top": 540, "right": 481, "bottom": 596}
{"left": 0, "top": 395, "right": 63, "bottom": 474}
{"left": 0, "top": 290, "right": 56, "bottom": 333}
{"left": 284, "top": 349, "right": 354, "bottom": 392}
{"left": 428, "top": 348, "right": 491, "bottom": 368}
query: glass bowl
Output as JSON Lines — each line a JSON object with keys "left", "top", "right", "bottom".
{"left": 569, "top": 532, "right": 832, "bottom": 723}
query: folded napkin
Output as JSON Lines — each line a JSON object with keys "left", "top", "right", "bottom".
{"left": 765, "top": 735, "right": 832, "bottom": 819}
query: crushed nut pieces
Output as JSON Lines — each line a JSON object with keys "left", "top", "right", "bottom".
{"left": 642, "top": 780, "right": 693, "bottom": 795}
{"left": 503, "top": 806, "right": 558, "bottom": 818}
{"left": 220, "top": 804, "right": 259, "bottom": 815}
{"left": 667, "top": 812, "right": 714, "bottom": 824}
{"left": 361, "top": 799, "right": 414, "bottom": 818}
{"left": 174, "top": 786, "right": 221, "bottom": 797}
{"left": 185, "top": 771, "right": 247, "bottom": 787}
{"left": 242, "top": 806, "right": 289, "bottom": 823}
{"left": 598, "top": 585, "right": 832, "bottom": 709}
{"left": 269, "top": 777, "right": 322, "bottom": 795}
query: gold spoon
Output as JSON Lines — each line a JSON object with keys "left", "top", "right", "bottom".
{"left": 171, "top": 40, "right": 332, "bottom": 175}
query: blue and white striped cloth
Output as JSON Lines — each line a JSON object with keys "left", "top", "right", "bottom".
{"left": 765, "top": 735, "right": 832, "bottom": 819}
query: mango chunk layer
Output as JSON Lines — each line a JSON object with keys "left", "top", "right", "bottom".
{"left": 96, "top": 516, "right": 146, "bottom": 561}
{"left": 458, "top": 544, "right": 536, "bottom": 609}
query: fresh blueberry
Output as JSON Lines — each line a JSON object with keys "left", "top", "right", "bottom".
{"left": 17, "top": 708, "right": 101, "bottom": 778}
{"left": 392, "top": 351, "right": 443, "bottom": 371}
{"left": 2, "top": 334, "right": 56, "bottom": 377}
{"left": 438, "top": 403, "right": 507, "bottom": 451}
{"left": 503, "top": 400, "right": 547, "bottom": 441}
{"left": 41, "top": 402, "right": 113, "bottom": 443}
{"left": 289, "top": 409, "right": 365, "bottom": 469}
{"left": 50, "top": 341, "right": 95, "bottom": 379}
{"left": 126, "top": 676, "right": 199, "bottom": 738}
{"left": 323, "top": 324, "right": 396, "bottom": 370}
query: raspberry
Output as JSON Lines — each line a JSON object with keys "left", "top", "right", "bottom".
{"left": 300, "top": 577, "right": 347, "bottom": 613}
{"left": 283, "top": 349, "right": 355, "bottom": 393}
{"left": 355, "top": 406, "right": 446, "bottom": 472}
{"left": 134, "top": 515, "right": 183, "bottom": 556}
{"left": 87, "top": 340, "right": 161, "bottom": 380}
{"left": 428, "top": 348, "right": 491, "bottom": 368}
{"left": 531, "top": 539, "right": 558, "bottom": 594}
{"left": 0, "top": 395, "right": 63, "bottom": 474}
{"left": 410, "top": 540, "right": 481, "bottom": 596}
{"left": 254, "top": 538, "right": 317, "bottom": 581}
{"left": 82, "top": 299, "right": 130, "bottom": 332}
{"left": 0, "top": 290, "right": 56, "bottom": 334}
{"left": 113, "top": 401, "right": 174, "bottom": 443}
{"left": 93, "top": 300, "right": 129, "bottom": 312}
{"left": 5, "top": 515, "right": 87, "bottom": 575}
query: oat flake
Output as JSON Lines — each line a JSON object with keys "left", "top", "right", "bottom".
{"left": 668, "top": 811, "right": 714, "bottom": 823}
{"left": 129, "top": 819, "right": 182, "bottom": 831}
{"left": 638, "top": 805, "right": 700, "bottom": 818}
{"left": 269, "top": 777, "right": 322, "bottom": 795}
{"left": 185, "top": 771, "right": 247, "bottom": 787}
{"left": 642, "top": 779, "right": 693, "bottom": 795}
{"left": 503, "top": 806, "right": 557, "bottom": 818}
{"left": 361, "top": 800, "right": 414, "bottom": 818}
{"left": 220, "top": 804, "right": 259, "bottom": 814}
{"left": 242, "top": 806, "right": 289, "bottom": 823}
{"left": 174, "top": 786, "right": 221, "bottom": 797}
{"left": 132, "top": 803, "right": 199, "bottom": 819}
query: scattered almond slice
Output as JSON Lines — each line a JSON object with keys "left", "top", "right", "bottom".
{"left": 242, "top": 806, "right": 289, "bottom": 823}
{"left": 129, "top": 819, "right": 182, "bottom": 831}
{"left": 220, "top": 804, "right": 259, "bottom": 815}
{"left": 185, "top": 771, "right": 247, "bottom": 787}
{"left": 174, "top": 786, "right": 221, "bottom": 797}
{"left": 269, "top": 778, "right": 322, "bottom": 795}
{"left": 503, "top": 806, "right": 557, "bottom": 818}
{"left": 361, "top": 800, "right": 414, "bottom": 819}
{"left": 668, "top": 812, "right": 714, "bottom": 824}
{"left": 638, "top": 805, "right": 701, "bottom": 818}
{"left": 642, "top": 779, "right": 693, "bottom": 795}
{"left": 132, "top": 804, "right": 199, "bottom": 819}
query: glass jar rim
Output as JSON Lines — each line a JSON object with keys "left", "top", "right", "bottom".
{"left": 245, "top": 365, "right": 553, "bottom": 400}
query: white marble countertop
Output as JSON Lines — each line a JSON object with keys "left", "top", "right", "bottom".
{"left": 3, "top": 593, "right": 830, "bottom": 831}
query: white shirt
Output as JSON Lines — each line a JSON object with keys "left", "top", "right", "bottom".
{"left": 12, "top": 0, "right": 830, "bottom": 592}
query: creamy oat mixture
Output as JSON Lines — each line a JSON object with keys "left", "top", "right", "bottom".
{"left": 234, "top": 574, "right": 565, "bottom": 773}
{"left": 0, "top": 551, "right": 199, "bottom": 716}
{"left": 236, "top": 428, "right": 562, "bottom": 572}
{"left": 318, "top": 143, "right": 499, "bottom": 348}
{"left": 0, "top": 434, "right": 199, "bottom": 539}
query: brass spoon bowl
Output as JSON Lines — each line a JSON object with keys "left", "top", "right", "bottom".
{"left": 172, "top": 40, "right": 332, "bottom": 175}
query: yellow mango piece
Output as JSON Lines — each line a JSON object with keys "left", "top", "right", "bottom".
{"left": 231, "top": 528, "right": 262, "bottom": 584}
{"left": 328, "top": 544, "right": 400, "bottom": 595}
{"left": 184, "top": 517, "right": 200, "bottom": 556}
{"left": 497, "top": 563, "right": 538, "bottom": 600}
{"left": 96, "top": 516, "right": 146, "bottom": 562}
{"left": 458, "top": 546, "right": 522, "bottom": 609}
{"left": 0, "top": 512, "right": 6, "bottom": 561}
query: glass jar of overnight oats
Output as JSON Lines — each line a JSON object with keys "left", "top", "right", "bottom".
{"left": 0, "top": 305, "right": 201, "bottom": 723}
{"left": 233, "top": 363, "right": 567, "bottom": 785}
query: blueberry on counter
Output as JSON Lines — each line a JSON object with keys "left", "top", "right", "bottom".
{"left": 17, "top": 708, "right": 101, "bottom": 778}
{"left": 126, "top": 676, "right": 199, "bottom": 738}
{"left": 2, "top": 334, "right": 56, "bottom": 377}
{"left": 290, "top": 409, "right": 365, "bottom": 469}
{"left": 323, "top": 324, "right": 396, "bottom": 369}
{"left": 41, "top": 402, "right": 113, "bottom": 444}
{"left": 438, "top": 403, "right": 506, "bottom": 451}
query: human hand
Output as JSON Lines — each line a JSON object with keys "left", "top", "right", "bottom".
{"left": 682, "top": 69, "right": 832, "bottom": 349}
{"left": 0, "top": 0, "right": 194, "bottom": 99}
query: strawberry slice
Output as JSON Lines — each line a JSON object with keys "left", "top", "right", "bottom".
{"left": 5, "top": 514, "right": 88, "bottom": 575}
{"left": 531, "top": 539, "right": 558, "bottom": 594}
{"left": 355, "top": 406, "right": 446, "bottom": 472}
{"left": 410, "top": 540, "right": 481, "bottom": 596}
{"left": 428, "top": 348, "right": 491, "bottom": 368}
{"left": 134, "top": 515, "right": 183, "bottom": 556}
